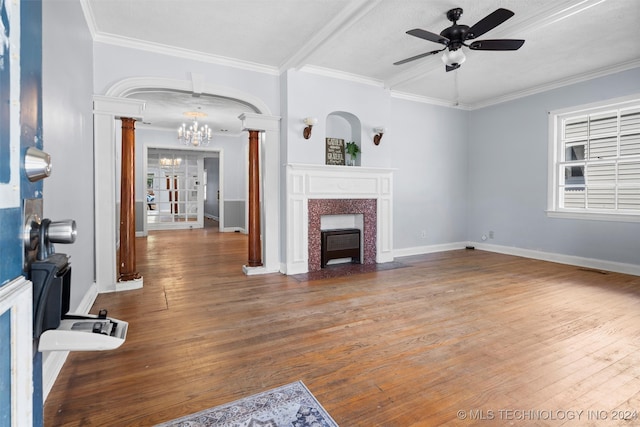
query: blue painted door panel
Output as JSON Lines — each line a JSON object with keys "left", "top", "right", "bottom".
{"left": 0, "top": 0, "right": 42, "bottom": 426}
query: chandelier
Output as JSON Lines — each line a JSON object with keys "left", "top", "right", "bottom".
{"left": 159, "top": 157, "right": 182, "bottom": 168}
{"left": 177, "top": 114, "right": 212, "bottom": 147}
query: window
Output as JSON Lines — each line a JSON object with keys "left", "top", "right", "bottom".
{"left": 548, "top": 95, "right": 640, "bottom": 222}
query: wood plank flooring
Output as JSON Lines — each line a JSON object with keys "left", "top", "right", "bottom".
{"left": 44, "top": 220, "right": 640, "bottom": 426}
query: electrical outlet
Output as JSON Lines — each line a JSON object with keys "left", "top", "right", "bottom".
{"left": 489, "top": 230, "right": 494, "bottom": 239}
{"left": 420, "top": 230, "right": 427, "bottom": 239}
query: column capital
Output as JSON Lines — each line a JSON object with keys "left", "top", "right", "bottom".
{"left": 239, "top": 113, "right": 281, "bottom": 132}
{"left": 93, "top": 95, "right": 146, "bottom": 120}
{"left": 120, "top": 117, "right": 136, "bottom": 130}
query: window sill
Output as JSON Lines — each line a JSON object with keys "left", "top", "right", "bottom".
{"left": 546, "top": 210, "right": 640, "bottom": 223}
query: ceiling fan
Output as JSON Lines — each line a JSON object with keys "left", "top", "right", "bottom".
{"left": 394, "top": 8, "right": 525, "bottom": 72}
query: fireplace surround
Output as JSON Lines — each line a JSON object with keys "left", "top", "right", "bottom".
{"left": 285, "top": 164, "right": 394, "bottom": 274}
{"left": 309, "top": 199, "right": 376, "bottom": 271}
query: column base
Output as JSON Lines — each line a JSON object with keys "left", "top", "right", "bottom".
{"left": 115, "top": 276, "right": 143, "bottom": 292}
{"left": 242, "top": 265, "right": 269, "bottom": 276}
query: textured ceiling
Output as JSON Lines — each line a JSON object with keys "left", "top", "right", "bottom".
{"left": 83, "top": 0, "right": 640, "bottom": 132}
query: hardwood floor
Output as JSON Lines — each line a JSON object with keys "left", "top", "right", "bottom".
{"left": 44, "top": 220, "right": 640, "bottom": 426}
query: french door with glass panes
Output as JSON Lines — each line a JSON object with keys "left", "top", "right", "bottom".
{"left": 147, "top": 150, "right": 204, "bottom": 230}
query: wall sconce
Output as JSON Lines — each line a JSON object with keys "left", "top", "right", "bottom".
{"left": 373, "top": 127, "right": 385, "bottom": 145}
{"left": 303, "top": 117, "right": 317, "bottom": 139}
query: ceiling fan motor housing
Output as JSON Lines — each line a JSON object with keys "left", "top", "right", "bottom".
{"left": 440, "top": 24, "right": 469, "bottom": 50}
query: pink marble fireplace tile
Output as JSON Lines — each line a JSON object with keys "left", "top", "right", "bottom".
{"left": 308, "top": 199, "right": 377, "bottom": 272}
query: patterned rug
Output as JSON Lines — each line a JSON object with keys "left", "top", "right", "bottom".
{"left": 154, "top": 381, "right": 338, "bottom": 427}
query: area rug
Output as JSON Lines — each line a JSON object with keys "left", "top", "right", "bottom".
{"left": 154, "top": 381, "right": 338, "bottom": 427}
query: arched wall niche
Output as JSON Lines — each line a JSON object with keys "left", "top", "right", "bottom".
{"left": 326, "top": 111, "right": 361, "bottom": 166}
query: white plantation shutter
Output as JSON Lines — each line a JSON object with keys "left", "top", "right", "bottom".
{"left": 586, "top": 163, "right": 616, "bottom": 184}
{"left": 588, "top": 112, "right": 617, "bottom": 136}
{"left": 556, "top": 97, "right": 640, "bottom": 216}
{"left": 620, "top": 108, "right": 640, "bottom": 156}
{"left": 618, "top": 160, "right": 640, "bottom": 211}
{"left": 619, "top": 161, "right": 640, "bottom": 183}
{"left": 563, "top": 189, "right": 585, "bottom": 208}
{"left": 589, "top": 136, "right": 617, "bottom": 158}
{"left": 564, "top": 117, "right": 588, "bottom": 139}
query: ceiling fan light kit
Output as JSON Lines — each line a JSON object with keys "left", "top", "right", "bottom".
{"left": 394, "top": 7, "right": 525, "bottom": 72}
{"left": 441, "top": 49, "right": 466, "bottom": 68}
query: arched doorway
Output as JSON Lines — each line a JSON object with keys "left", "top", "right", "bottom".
{"left": 93, "top": 76, "right": 281, "bottom": 293}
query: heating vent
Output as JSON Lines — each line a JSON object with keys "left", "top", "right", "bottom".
{"left": 321, "top": 228, "right": 361, "bottom": 268}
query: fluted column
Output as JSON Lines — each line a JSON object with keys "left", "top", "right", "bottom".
{"left": 247, "top": 129, "right": 263, "bottom": 267}
{"left": 118, "top": 117, "right": 140, "bottom": 281}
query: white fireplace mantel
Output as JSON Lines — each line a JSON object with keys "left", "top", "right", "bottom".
{"left": 285, "top": 163, "right": 394, "bottom": 274}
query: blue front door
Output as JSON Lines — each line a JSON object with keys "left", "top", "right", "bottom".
{"left": 0, "top": 0, "right": 43, "bottom": 425}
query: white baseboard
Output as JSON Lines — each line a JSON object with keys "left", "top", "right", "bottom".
{"left": 43, "top": 282, "right": 98, "bottom": 402}
{"left": 393, "top": 242, "right": 468, "bottom": 258}
{"left": 394, "top": 241, "right": 639, "bottom": 277}
{"left": 223, "top": 227, "right": 246, "bottom": 233}
{"left": 471, "top": 242, "right": 640, "bottom": 277}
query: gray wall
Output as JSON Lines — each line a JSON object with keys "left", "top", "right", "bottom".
{"left": 135, "top": 202, "right": 145, "bottom": 233}
{"left": 281, "top": 69, "right": 469, "bottom": 257}
{"left": 224, "top": 200, "right": 245, "bottom": 229}
{"left": 42, "top": 0, "right": 94, "bottom": 311}
{"left": 467, "top": 68, "right": 640, "bottom": 266}
{"left": 390, "top": 98, "right": 469, "bottom": 249}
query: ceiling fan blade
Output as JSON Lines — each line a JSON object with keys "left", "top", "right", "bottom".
{"left": 446, "top": 64, "right": 460, "bottom": 72}
{"left": 469, "top": 39, "right": 525, "bottom": 51}
{"left": 393, "top": 49, "right": 443, "bottom": 66}
{"left": 467, "top": 8, "right": 514, "bottom": 39}
{"left": 406, "top": 28, "right": 449, "bottom": 46}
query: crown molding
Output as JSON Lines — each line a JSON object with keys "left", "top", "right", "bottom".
{"left": 391, "top": 60, "right": 640, "bottom": 111}
{"left": 79, "top": 0, "right": 98, "bottom": 39}
{"left": 466, "top": 59, "right": 640, "bottom": 110}
{"left": 81, "top": 0, "right": 278, "bottom": 75}
{"left": 389, "top": 91, "right": 472, "bottom": 110}
{"left": 93, "top": 32, "right": 280, "bottom": 76}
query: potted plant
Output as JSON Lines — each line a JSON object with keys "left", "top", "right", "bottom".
{"left": 345, "top": 141, "right": 360, "bottom": 166}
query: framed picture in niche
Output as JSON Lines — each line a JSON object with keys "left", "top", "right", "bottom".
{"left": 325, "top": 138, "right": 345, "bottom": 166}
